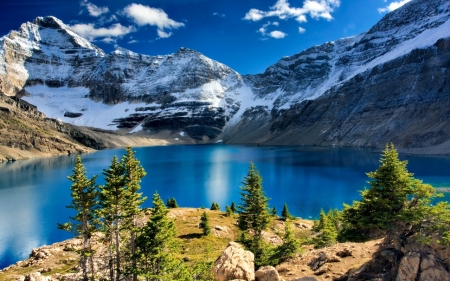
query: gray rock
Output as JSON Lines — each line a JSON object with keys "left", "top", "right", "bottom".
{"left": 255, "top": 266, "right": 281, "bottom": 281}
{"left": 419, "top": 254, "right": 450, "bottom": 281}
{"left": 213, "top": 242, "right": 255, "bottom": 281}
{"left": 396, "top": 252, "right": 420, "bottom": 281}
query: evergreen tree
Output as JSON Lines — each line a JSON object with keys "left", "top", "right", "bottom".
{"left": 276, "top": 222, "right": 300, "bottom": 262}
{"left": 314, "top": 210, "right": 338, "bottom": 248}
{"left": 230, "top": 202, "right": 237, "bottom": 213}
{"left": 166, "top": 198, "right": 179, "bottom": 208}
{"left": 199, "top": 211, "right": 211, "bottom": 235}
{"left": 281, "top": 203, "right": 294, "bottom": 221}
{"left": 237, "top": 163, "right": 271, "bottom": 238}
{"left": 135, "top": 192, "right": 178, "bottom": 281}
{"left": 121, "top": 147, "right": 147, "bottom": 280}
{"left": 341, "top": 144, "right": 439, "bottom": 242}
{"left": 225, "top": 206, "right": 233, "bottom": 217}
{"left": 99, "top": 156, "right": 127, "bottom": 281}
{"left": 270, "top": 207, "right": 277, "bottom": 217}
{"left": 237, "top": 163, "right": 272, "bottom": 266}
{"left": 210, "top": 202, "right": 220, "bottom": 211}
{"left": 58, "top": 155, "right": 99, "bottom": 281}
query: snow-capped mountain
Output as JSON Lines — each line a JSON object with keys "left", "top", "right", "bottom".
{"left": 1, "top": 0, "right": 450, "bottom": 150}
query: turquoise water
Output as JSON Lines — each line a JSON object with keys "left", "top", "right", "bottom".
{"left": 0, "top": 145, "right": 449, "bottom": 268}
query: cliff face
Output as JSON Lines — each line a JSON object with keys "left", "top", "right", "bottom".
{"left": 0, "top": 0, "right": 449, "bottom": 151}
{"left": 0, "top": 91, "right": 96, "bottom": 161}
{"left": 222, "top": 0, "right": 450, "bottom": 152}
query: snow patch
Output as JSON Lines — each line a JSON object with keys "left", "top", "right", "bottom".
{"left": 23, "top": 85, "right": 149, "bottom": 130}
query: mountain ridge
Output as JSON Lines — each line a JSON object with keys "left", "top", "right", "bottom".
{"left": 0, "top": 0, "right": 449, "bottom": 153}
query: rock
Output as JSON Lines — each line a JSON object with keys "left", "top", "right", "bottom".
{"left": 396, "top": 252, "right": 420, "bottom": 281}
{"left": 255, "top": 266, "right": 281, "bottom": 281}
{"left": 336, "top": 249, "right": 352, "bottom": 258}
{"left": 213, "top": 242, "right": 255, "bottom": 281}
{"left": 419, "top": 254, "right": 450, "bottom": 281}
{"left": 30, "top": 249, "right": 52, "bottom": 260}
{"left": 213, "top": 225, "right": 229, "bottom": 237}
{"left": 314, "top": 264, "right": 330, "bottom": 276}
{"left": 291, "top": 278, "right": 319, "bottom": 281}
{"left": 308, "top": 252, "right": 327, "bottom": 271}
{"left": 24, "top": 272, "right": 53, "bottom": 281}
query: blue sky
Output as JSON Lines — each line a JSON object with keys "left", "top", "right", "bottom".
{"left": 0, "top": 0, "right": 412, "bottom": 74}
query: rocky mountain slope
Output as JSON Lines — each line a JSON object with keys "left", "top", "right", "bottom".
{"left": 0, "top": 0, "right": 449, "bottom": 151}
{"left": 0, "top": 91, "right": 95, "bottom": 162}
{"left": 0, "top": 91, "right": 168, "bottom": 162}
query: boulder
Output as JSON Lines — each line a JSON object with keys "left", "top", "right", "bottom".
{"left": 255, "top": 266, "right": 281, "bottom": 281}
{"left": 419, "top": 254, "right": 450, "bottom": 281}
{"left": 396, "top": 252, "right": 420, "bottom": 281}
{"left": 213, "top": 242, "right": 255, "bottom": 281}
{"left": 336, "top": 248, "right": 352, "bottom": 258}
{"left": 24, "top": 272, "right": 53, "bottom": 281}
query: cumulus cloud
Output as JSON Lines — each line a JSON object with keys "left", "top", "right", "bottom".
{"left": 258, "top": 21, "right": 278, "bottom": 35}
{"left": 80, "top": 0, "right": 109, "bottom": 17}
{"left": 70, "top": 23, "right": 134, "bottom": 41}
{"left": 244, "top": 0, "right": 340, "bottom": 23}
{"left": 258, "top": 22, "right": 288, "bottom": 39}
{"left": 213, "top": 12, "right": 226, "bottom": 17}
{"left": 128, "top": 39, "right": 138, "bottom": 44}
{"left": 157, "top": 29, "right": 172, "bottom": 38}
{"left": 298, "top": 27, "right": 306, "bottom": 33}
{"left": 123, "top": 3, "right": 184, "bottom": 39}
{"left": 378, "top": 0, "right": 411, "bottom": 13}
{"left": 269, "top": 30, "right": 287, "bottom": 38}
{"left": 100, "top": 37, "right": 115, "bottom": 44}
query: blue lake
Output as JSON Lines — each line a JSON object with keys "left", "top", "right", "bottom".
{"left": 1, "top": 144, "right": 450, "bottom": 269}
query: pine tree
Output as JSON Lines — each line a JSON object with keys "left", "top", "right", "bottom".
{"left": 314, "top": 210, "right": 338, "bottom": 248}
{"left": 210, "top": 202, "right": 220, "bottom": 210}
{"left": 199, "top": 211, "right": 211, "bottom": 235}
{"left": 58, "top": 155, "right": 99, "bottom": 281}
{"left": 270, "top": 207, "right": 277, "bottom": 217}
{"left": 276, "top": 222, "right": 300, "bottom": 262}
{"left": 230, "top": 202, "right": 237, "bottom": 213}
{"left": 341, "top": 144, "right": 439, "bottom": 242}
{"left": 282, "top": 203, "right": 293, "bottom": 221}
{"left": 135, "top": 192, "right": 178, "bottom": 281}
{"left": 99, "top": 156, "right": 127, "bottom": 281}
{"left": 121, "top": 147, "right": 147, "bottom": 280}
{"left": 237, "top": 163, "right": 272, "bottom": 266}
{"left": 237, "top": 163, "right": 271, "bottom": 238}
{"left": 166, "top": 198, "right": 179, "bottom": 208}
{"left": 225, "top": 206, "right": 233, "bottom": 217}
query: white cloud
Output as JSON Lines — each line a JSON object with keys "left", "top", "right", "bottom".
{"left": 80, "top": 0, "right": 109, "bottom": 17}
{"left": 123, "top": 3, "right": 184, "bottom": 39}
{"left": 157, "top": 29, "right": 172, "bottom": 38}
{"left": 257, "top": 21, "right": 285, "bottom": 38}
{"left": 378, "top": 0, "right": 411, "bottom": 13}
{"left": 213, "top": 12, "right": 226, "bottom": 17}
{"left": 269, "top": 30, "right": 287, "bottom": 38}
{"left": 244, "top": 0, "right": 340, "bottom": 23}
{"left": 128, "top": 39, "right": 138, "bottom": 44}
{"left": 70, "top": 23, "right": 134, "bottom": 41}
{"left": 298, "top": 27, "right": 306, "bottom": 33}
{"left": 100, "top": 37, "right": 115, "bottom": 44}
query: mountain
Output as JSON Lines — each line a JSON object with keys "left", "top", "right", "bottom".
{"left": 0, "top": 0, "right": 449, "bottom": 152}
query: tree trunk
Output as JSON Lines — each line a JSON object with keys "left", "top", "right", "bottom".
{"left": 115, "top": 220, "right": 121, "bottom": 281}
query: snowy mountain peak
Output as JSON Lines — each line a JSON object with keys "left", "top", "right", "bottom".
{"left": 2, "top": 0, "right": 450, "bottom": 149}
